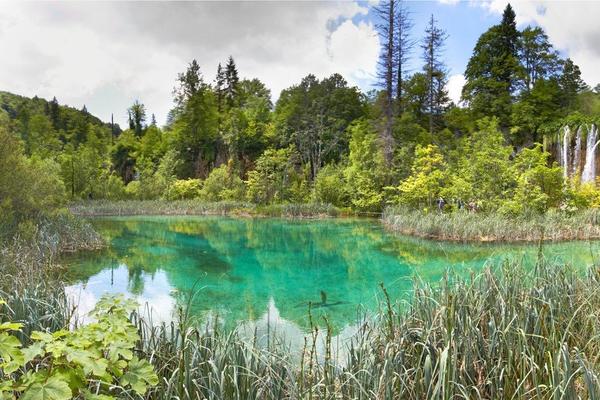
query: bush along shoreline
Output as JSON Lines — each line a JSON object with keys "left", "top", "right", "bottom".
{"left": 1, "top": 257, "right": 599, "bottom": 398}
{"left": 382, "top": 206, "right": 600, "bottom": 243}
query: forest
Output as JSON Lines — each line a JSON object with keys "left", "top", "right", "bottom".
{"left": 3, "top": 4, "right": 600, "bottom": 241}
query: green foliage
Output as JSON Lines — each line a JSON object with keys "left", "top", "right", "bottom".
{"left": 459, "top": 118, "right": 513, "bottom": 210}
{"left": 0, "top": 296, "right": 158, "bottom": 398}
{"left": 462, "top": 8, "right": 520, "bottom": 126}
{"left": 313, "top": 163, "right": 350, "bottom": 207}
{"left": 200, "top": 162, "right": 245, "bottom": 201}
{"left": 170, "top": 61, "right": 219, "bottom": 179}
{"left": 128, "top": 150, "right": 180, "bottom": 200}
{"left": 246, "top": 147, "right": 294, "bottom": 204}
{"left": 0, "top": 127, "right": 66, "bottom": 237}
{"left": 394, "top": 144, "right": 447, "bottom": 209}
{"left": 165, "top": 179, "right": 202, "bottom": 200}
{"left": 274, "top": 73, "right": 366, "bottom": 179}
{"left": 344, "top": 120, "right": 387, "bottom": 212}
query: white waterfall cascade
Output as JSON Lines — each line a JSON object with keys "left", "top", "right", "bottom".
{"left": 572, "top": 125, "right": 582, "bottom": 176}
{"left": 561, "top": 126, "right": 571, "bottom": 179}
{"left": 582, "top": 124, "right": 600, "bottom": 184}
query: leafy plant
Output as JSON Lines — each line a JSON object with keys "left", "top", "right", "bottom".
{"left": 0, "top": 296, "right": 158, "bottom": 399}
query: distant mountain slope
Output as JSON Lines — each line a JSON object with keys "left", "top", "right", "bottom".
{"left": 0, "top": 90, "right": 118, "bottom": 133}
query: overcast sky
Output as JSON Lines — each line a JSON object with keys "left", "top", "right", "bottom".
{"left": 0, "top": 1, "right": 598, "bottom": 127}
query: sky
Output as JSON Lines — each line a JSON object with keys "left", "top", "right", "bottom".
{"left": 0, "top": 1, "right": 598, "bottom": 127}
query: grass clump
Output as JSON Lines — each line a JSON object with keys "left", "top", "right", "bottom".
{"left": 383, "top": 206, "right": 600, "bottom": 242}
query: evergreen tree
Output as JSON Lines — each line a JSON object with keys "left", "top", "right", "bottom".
{"left": 421, "top": 14, "right": 449, "bottom": 136}
{"left": 48, "top": 96, "right": 60, "bottom": 129}
{"left": 559, "top": 58, "right": 589, "bottom": 109}
{"left": 171, "top": 61, "right": 218, "bottom": 178}
{"left": 215, "top": 62, "right": 226, "bottom": 114}
{"left": 174, "top": 59, "right": 202, "bottom": 108}
{"left": 225, "top": 56, "right": 240, "bottom": 108}
{"left": 127, "top": 100, "right": 146, "bottom": 137}
{"left": 462, "top": 4, "right": 520, "bottom": 126}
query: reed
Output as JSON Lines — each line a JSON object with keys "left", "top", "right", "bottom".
{"left": 70, "top": 200, "right": 340, "bottom": 219}
{"left": 383, "top": 206, "right": 600, "bottom": 242}
{"left": 131, "top": 259, "right": 600, "bottom": 399}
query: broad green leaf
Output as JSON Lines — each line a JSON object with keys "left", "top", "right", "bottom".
{"left": 120, "top": 357, "right": 158, "bottom": 395}
{"left": 0, "top": 322, "right": 23, "bottom": 331}
{"left": 31, "top": 331, "right": 54, "bottom": 343}
{"left": 45, "top": 340, "right": 67, "bottom": 358}
{"left": 65, "top": 348, "right": 107, "bottom": 376}
{"left": 107, "top": 340, "right": 133, "bottom": 361}
{"left": 0, "top": 332, "right": 23, "bottom": 374}
{"left": 21, "top": 377, "right": 72, "bottom": 400}
{"left": 22, "top": 341, "right": 45, "bottom": 363}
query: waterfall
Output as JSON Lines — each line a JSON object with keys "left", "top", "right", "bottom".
{"left": 572, "top": 126, "right": 582, "bottom": 176}
{"left": 581, "top": 124, "right": 599, "bottom": 184}
{"left": 561, "top": 126, "right": 571, "bottom": 179}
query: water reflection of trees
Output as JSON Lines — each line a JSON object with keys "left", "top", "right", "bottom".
{"left": 63, "top": 217, "right": 600, "bottom": 330}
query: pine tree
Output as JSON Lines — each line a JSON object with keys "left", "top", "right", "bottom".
{"left": 559, "top": 58, "right": 589, "bottom": 109}
{"left": 127, "top": 100, "right": 146, "bottom": 137}
{"left": 48, "top": 96, "right": 60, "bottom": 129}
{"left": 422, "top": 14, "right": 448, "bottom": 136}
{"left": 462, "top": 4, "right": 520, "bottom": 126}
{"left": 215, "top": 63, "right": 226, "bottom": 114}
{"left": 174, "top": 59, "right": 202, "bottom": 107}
{"left": 224, "top": 56, "right": 240, "bottom": 108}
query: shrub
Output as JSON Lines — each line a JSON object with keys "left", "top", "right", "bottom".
{"left": 246, "top": 147, "right": 293, "bottom": 204}
{"left": 344, "top": 120, "right": 387, "bottom": 212}
{"left": 200, "top": 162, "right": 245, "bottom": 201}
{"left": 166, "top": 179, "right": 203, "bottom": 200}
{"left": 313, "top": 164, "right": 349, "bottom": 207}
{"left": 395, "top": 144, "right": 447, "bottom": 208}
{"left": 0, "top": 128, "right": 66, "bottom": 237}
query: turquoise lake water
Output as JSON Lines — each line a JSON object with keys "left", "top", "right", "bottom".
{"left": 62, "top": 216, "right": 600, "bottom": 332}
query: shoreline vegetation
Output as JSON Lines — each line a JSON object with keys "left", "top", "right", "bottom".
{"left": 69, "top": 199, "right": 342, "bottom": 219}
{"left": 2, "top": 247, "right": 600, "bottom": 397}
{"left": 383, "top": 206, "right": 600, "bottom": 243}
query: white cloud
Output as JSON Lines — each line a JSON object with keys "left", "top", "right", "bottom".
{"left": 0, "top": 2, "right": 379, "bottom": 126}
{"left": 466, "top": 0, "right": 600, "bottom": 88}
{"left": 447, "top": 74, "right": 466, "bottom": 105}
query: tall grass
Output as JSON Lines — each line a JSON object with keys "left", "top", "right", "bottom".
{"left": 383, "top": 206, "right": 600, "bottom": 242}
{"left": 129, "top": 259, "right": 600, "bottom": 399}
{"left": 70, "top": 200, "right": 340, "bottom": 219}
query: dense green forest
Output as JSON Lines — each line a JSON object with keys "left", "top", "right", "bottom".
{"left": 3, "top": 4, "right": 600, "bottom": 238}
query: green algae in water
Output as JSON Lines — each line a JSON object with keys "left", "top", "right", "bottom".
{"left": 62, "top": 216, "right": 600, "bottom": 331}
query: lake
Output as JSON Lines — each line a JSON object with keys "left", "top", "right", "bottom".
{"left": 63, "top": 216, "right": 600, "bottom": 333}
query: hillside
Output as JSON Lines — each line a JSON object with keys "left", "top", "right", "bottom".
{"left": 0, "top": 90, "right": 119, "bottom": 137}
